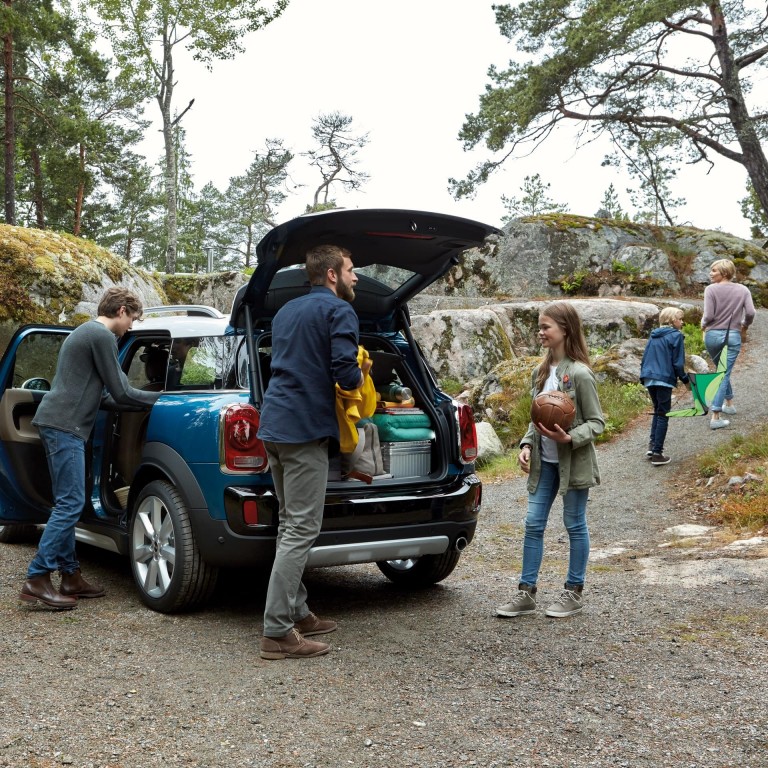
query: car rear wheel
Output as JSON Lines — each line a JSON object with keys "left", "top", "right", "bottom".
{"left": 376, "top": 550, "right": 461, "bottom": 586}
{"left": 0, "top": 524, "right": 39, "bottom": 544}
{"left": 130, "top": 479, "right": 218, "bottom": 613}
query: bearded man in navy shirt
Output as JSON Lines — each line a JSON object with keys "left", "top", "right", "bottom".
{"left": 258, "top": 244, "right": 364, "bottom": 660}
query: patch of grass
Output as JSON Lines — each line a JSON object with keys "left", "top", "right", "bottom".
{"left": 717, "top": 493, "right": 768, "bottom": 531}
{"left": 664, "top": 537, "right": 705, "bottom": 549}
{"left": 588, "top": 564, "right": 619, "bottom": 573}
{"left": 696, "top": 425, "right": 768, "bottom": 476}
{"left": 477, "top": 453, "right": 522, "bottom": 484}
{"left": 691, "top": 424, "right": 768, "bottom": 531}
{"left": 597, "top": 381, "right": 649, "bottom": 443}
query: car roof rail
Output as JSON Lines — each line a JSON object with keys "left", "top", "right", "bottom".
{"left": 142, "top": 305, "right": 225, "bottom": 319}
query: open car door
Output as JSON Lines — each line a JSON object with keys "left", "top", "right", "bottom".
{"left": 0, "top": 326, "right": 70, "bottom": 521}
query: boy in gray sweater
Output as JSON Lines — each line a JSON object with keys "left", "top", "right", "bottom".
{"left": 20, "top": 287, "right": 160, "bottom": 609}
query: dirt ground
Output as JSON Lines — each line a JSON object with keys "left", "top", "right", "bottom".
{"left": 1, "top": 313, "right": 767, "bottom": 768}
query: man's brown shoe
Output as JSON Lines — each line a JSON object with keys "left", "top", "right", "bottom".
{"left": 19, "top": 574, "right": 77, "bottom": 610}
{"left": 260, "top": 628, "right": 330, "bottom": 660}
{"left": 60, "top": 569, "right": 106, "bottom": 599}
{"left": 294, "top": 611, "right": 337, "bottom": 637}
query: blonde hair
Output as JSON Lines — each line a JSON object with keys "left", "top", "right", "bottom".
{"left": 535, "top": 302, "right": 591, "bottom": 392}
{"left": 659, "top": 307, "right": 684, "bottom": 326}
{"left": 710, "top": 259, "right": 736, "bottom": 280}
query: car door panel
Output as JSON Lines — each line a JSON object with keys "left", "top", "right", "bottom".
{"left": 0, "top": 326, "right": 68, "bottom": 519}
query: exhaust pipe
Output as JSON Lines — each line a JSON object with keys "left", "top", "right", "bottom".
{"left": 454, "top": 536, "right": 468, "bottom": 552}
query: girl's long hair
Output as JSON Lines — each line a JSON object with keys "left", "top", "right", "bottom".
{"left": 535, "top": 302, "right": 591, "bottom": 392}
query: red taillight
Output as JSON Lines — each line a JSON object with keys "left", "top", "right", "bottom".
{"left": 222, "top": 404, "right": 268, "bottom": 472}
{"left": 243, "top": 500, "right": 259, "bottom": 525}
{"left": 457, "top": 403, "right": 478, "bottom": 463}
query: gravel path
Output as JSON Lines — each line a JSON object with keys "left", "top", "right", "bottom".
{"left": 1, "top": 313, "right": 767, "bottom": 768}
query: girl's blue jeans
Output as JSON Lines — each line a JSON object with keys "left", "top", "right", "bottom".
{"left": 27, "top": 427, "right": 86, "bottom": 577}
{"left": 704, "top": 329, "right": 742, "bottom": 411}
{"left": 521, "top": 459, "right": 590, "bottom": 588}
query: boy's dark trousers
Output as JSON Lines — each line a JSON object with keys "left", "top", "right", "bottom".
{"left": 647, "top": 385, "right": 673, "bottom": 454}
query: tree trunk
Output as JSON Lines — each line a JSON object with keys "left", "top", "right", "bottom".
{"left": 3, "top": 0, "right": 15, "bottom": 226}
{"left": 31, "top": 148, "right": 44, "bottom": 228}
{"left": 158, "top": 35, "right": 177, "bottom": 274}
{"left": 711, "top": 2, "right": 768, "bottom": 218}
{"left": 245, "top": 227, "right": 253, "bottom": 268}
{"left": 73, "top": 142, "right": 85, "bottom": 236}
{"left": 124, "top": 212, "right": 135, "bottom": 261}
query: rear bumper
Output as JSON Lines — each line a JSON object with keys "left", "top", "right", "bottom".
{"left": 307, "top": 535, "right": 451, "bottom": 567}
{"left": 193, "top": 473, "right": 481, "bottom": 568}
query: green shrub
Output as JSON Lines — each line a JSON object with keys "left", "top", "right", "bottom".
{"left": 611, "top": 259, "right": 639, "bottom": 275}
{"left": 682, "top": 323, "right": 706, "bottom": 357}
{"left": 560, "top": 270, "right": 587, "bottom": 294}
{"left": 439, "top": 377, "right": 464, "bottom": 396}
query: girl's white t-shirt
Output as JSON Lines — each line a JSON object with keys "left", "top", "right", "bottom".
{"left": 540, "top": 365, "right": 559, "bottom": 463}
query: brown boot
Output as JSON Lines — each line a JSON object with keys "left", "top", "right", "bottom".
{"left": 19, "top": 573, "right": 78, "bottom": 610}
{"left": 60, "top": 569, "right": 106, "bottom": 599}
{"left": 293, "top": 611, "right": 337, "bottom": 637}
{"left": 260, "top": 628, "right": 330, "bottom": 660}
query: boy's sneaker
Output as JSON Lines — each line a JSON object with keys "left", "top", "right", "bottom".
{"left": 545, "top": 586, "right": 584, "bottom": 618}
{"left": 496, "top": 586, "right": 537, "bottom": 617}
{"left": 650, "top": 452, "right": 671, "bottom": 466}
{"left": 722, "top": 405, "right": 737, "bottom": 415}
{"left": 710, "top": 419, "right": 730, "bottom": 430}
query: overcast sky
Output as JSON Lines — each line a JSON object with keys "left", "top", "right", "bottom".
{"left": 138, "top": 0, "right": 761, "bottom": 239}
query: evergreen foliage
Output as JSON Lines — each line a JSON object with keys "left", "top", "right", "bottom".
{"left": 451, "top": 2, "right": 768, "bottom": 224}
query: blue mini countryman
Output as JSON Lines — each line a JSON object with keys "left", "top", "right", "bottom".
{"left": 0, "top": 209, "right": 499, "bottom": 612}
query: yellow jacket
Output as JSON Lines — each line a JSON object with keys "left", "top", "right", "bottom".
{"left": 336, "top": 346, "right": 376, "bottom": 454}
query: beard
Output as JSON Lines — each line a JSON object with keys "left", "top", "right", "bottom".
{"left": 337, "top": 280, "right": 356, "bottom": 303}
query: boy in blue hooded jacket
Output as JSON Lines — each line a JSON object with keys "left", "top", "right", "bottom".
{"left": 640, "top": 307, "right": 690, "bottom": 466}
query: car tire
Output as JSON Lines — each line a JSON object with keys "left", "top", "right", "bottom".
{"left": 376, "top": 550, "right": 461, "bottom": 586}
{"left": 0, "top": 524, "right": 38, "bottom": 544}
{"left": 130, "top": 479, "right": 218, "bottom": 613}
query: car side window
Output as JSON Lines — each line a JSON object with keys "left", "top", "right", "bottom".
{"left": 162, "top": 336, "right": 240, "bottom": 391}
{"left": 125, "top": 342, "right": 171, "bottom": 391}
{"left": 11, "top": 332, "right": 66, "bottom": 389}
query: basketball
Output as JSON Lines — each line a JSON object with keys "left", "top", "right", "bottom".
{"left": 531, "top": 390, "right": 576, "bottom": 432}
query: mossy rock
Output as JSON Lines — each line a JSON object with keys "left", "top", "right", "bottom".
{"left": 0, "top": 224, "right": 167, "bottom": 356}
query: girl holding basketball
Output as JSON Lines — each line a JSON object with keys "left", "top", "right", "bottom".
{"left": 497, "top": 302, "right": 604, "bottom": 619}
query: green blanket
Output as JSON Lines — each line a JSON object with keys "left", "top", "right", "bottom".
{"left": 371, "top": 413, "right": 434, "bottom": 442}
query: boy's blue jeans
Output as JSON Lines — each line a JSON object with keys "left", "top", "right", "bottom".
{"left": 647, "top": 385, "right": 672, "bottom": 454}
{"left": 704, "top": 329, "right": 742, "bottom": 411}
{"left": 521, "top": 459, "right": 590, "bottom": 588}
{"left": 27, "top": 426, "right": 86, "bottom": 577}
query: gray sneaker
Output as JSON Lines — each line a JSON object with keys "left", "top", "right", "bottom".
{"left": 544, "top": 588, "right": 584, "bottom": 618}
{"left": 496, "top": 587, "right": 537, "bottom": 617}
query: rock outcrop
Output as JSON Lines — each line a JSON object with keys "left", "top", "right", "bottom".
{"left": 409, "top": 298, "right": 693, "bottom": 386}
{"left": 438, "top": 215, "right": 767, "bottom": 299}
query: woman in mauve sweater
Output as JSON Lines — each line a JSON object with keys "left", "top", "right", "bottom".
{"left": 701, "top": 259, "right": 756, "bottom": 429}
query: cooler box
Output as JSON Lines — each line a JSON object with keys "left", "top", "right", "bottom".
{"left": 381, "top": 440, "right": 431, "bottom": 478}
